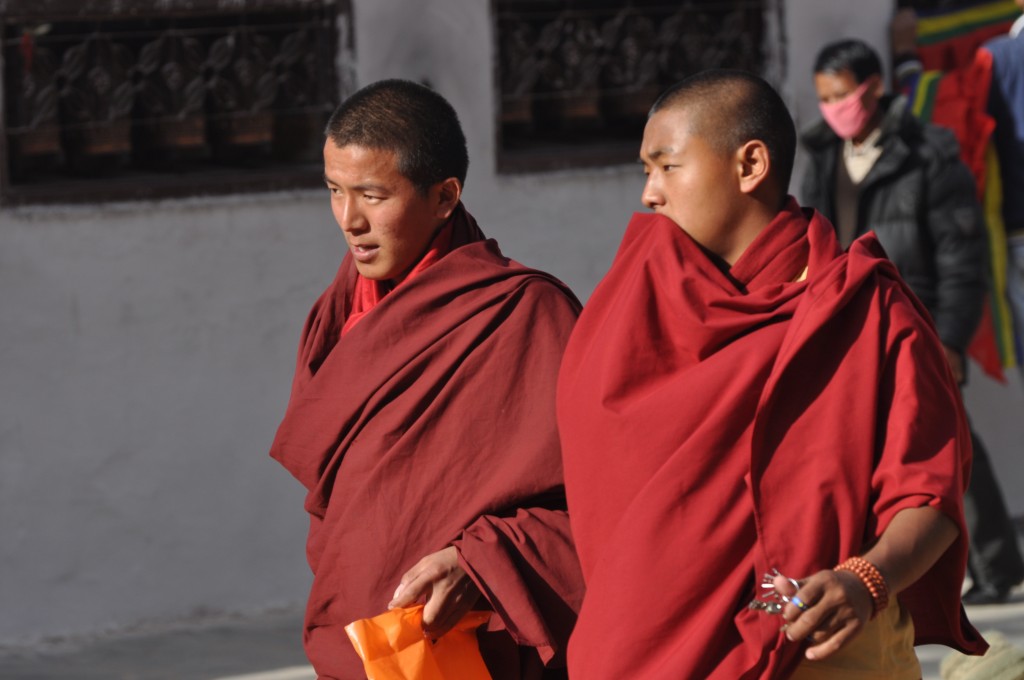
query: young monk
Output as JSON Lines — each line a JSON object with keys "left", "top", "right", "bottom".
{"left": 270, "top": 79, "right": 583, "bottom": 680}
{"left": 556, "top": 69, "right": 987, "bottom": 679}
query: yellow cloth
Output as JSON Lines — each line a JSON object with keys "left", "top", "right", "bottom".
{"left": 788, "top": 601, "right": 920, "bottom": 680}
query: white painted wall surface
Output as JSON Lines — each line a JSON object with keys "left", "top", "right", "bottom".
{"left": 1, "top": 0, "right": 1021, "bottom": 649}
{"left": 0, "top": 194, "right": 335, "bottom": 645}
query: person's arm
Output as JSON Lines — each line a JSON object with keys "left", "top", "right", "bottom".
{"left": 388, "top": 547, "right": 481, "bottom": 639}
{"left": 773, "top": 506, "right": 958, "bottom": 660}
{"left": 451, "top": 507, "right": 582, "bottom": 665}
{"left": 926, "top": 141, "right": 988, "bottom": 357}
{"left": 889, "top": 7, "right": 987, "bottom": 373}
{"left": 771, "top": 281, "right": 971, "bottom": 660}
{"left": 387, "top": 504, "right": 583, "bottom": 659}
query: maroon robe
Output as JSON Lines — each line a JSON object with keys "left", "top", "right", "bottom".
{"left": 557, "top": 200, "right": 986, "bottom": 679}
{"left": 270, "top": 205, "right": 584, "bottom": 679}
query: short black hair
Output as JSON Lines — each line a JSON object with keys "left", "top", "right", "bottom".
{"left": 324, "top": 79, "right": 469, "bottom": 193}
{"left": 813, "top": 39, "right": 883, "bottom": 83}
{"left": 649, "top": 69, "right": 796, "bottom": 198}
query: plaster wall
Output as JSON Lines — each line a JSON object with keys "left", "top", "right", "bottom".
{"left": 1, "top": 0, "right": 1021, "bottom": 647}
{"left": 0, "top": 193, "right": 333, "bottom": 644}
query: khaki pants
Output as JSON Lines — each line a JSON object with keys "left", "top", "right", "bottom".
{"left": 788, "top": 601, "right": 920, "bottom": 680}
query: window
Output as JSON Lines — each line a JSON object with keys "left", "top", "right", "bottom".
{"left": 1, "top": 0, "right": 352, "bottom": 206}
{"left": 493, "top": 0, "right": 780, "bottom": 173}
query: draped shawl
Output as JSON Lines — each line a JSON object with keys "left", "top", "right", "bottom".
{"left": 557, "top": 200, "right": 985, "bottom": 679}
{"left": 271, "top": 206, "right": 584, "bottom": 679}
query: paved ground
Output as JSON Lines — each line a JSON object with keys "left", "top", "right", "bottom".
{"left": 2, "top": 589, "right": 1023, "bottom": 679}
{"left": 919, "top": 585, "right": 1024, "bottom": 679}
{"left": 0, "top": 609, "right": 313, "bottom": 680}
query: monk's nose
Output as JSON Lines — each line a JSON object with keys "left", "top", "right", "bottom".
{"left": 642, "top": 179, "right": 663, "bottom": 210}
{"left": 337, "top": 196, "right": 365, "bottom": 233}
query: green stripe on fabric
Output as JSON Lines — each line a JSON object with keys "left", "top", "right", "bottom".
{"left": 983, "top": 145, "right": 1019, "bottom": 367}
{"left": 918, "top": 17, "right": 1017, "bottom": 45}
{"left": 917, "top": 1, "right": 1020, "bottom": 45}
{"left": 913, "top": 72, "right": 943, "bottom": 123}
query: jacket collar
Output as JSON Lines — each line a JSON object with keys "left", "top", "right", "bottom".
{"left": 859, "top": 95, "right": 916, "bottom": 187}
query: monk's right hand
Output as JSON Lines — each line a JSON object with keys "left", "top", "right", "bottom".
{"left": 772, "top": 570, "right": 873, "bottom": 660}
{"left": 387, "top": 546, "right": 482, "bottom": 640}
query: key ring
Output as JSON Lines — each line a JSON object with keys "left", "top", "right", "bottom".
{"left": 747, "top": 568, "right": 804, "bottom": 616}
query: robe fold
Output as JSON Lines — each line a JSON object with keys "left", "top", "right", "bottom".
{"left": 270, "top": 205, "right": 584, "bottom": 679}
{"left": 557, "top": 199, "right": 986, "bottom": 679}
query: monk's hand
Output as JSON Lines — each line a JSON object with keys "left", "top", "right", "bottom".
{"left": 772, "top": 570, "right": 873, "bottom": 661}
{"left": 387, "top": 546, "right": 481, "bottom": 640}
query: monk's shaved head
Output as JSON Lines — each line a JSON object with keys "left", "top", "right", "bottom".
{"left": 649, "top": 70, "right": 796, "bottom": 199}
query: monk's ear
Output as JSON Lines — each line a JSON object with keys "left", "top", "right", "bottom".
{"left": 736, "top": 140, "right": 771, "bottom": 195}
{"left": 432, "top": 177, "right": 462, "bottom": 220}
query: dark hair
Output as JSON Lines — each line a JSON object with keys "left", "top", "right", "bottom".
{"left": 649, "top": 69, "right": 796, "bottom": 197}
{"left": 324, "top": 79, "right": 469, "bottom": 192}
{"left": 813, "top": 39, "right": 883, "bottom": 83}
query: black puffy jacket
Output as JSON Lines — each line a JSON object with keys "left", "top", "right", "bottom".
{"left": 800, "top": 95, "right": 988, "bottom": 353}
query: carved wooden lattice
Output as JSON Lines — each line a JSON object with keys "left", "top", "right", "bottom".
{"left": 1, "top": 0, "right": 351, "bottom": 205}
{"left": 495, "top": 0, "right": 770, "bottom": 172}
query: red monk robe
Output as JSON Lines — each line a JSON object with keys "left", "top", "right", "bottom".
{"left": 270, "top": 204, "right": 584, "bottom": 680}
{"left": 557, "top": 199, "right": 986, "bottom": 679}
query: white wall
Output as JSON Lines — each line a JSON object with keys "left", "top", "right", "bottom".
{"left": 1, "top": 0, "right": 1021, "bottom": 649}
{"left": 0, "top": 194, "right": 337, "bottom": 645}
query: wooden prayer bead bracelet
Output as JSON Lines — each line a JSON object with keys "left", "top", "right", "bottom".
{"left": 834, "top": 556, "right": 890, "bottom": 618}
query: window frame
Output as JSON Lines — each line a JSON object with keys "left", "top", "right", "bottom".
{"left": 0, "top": 0, "right": 353, "bottom": 207}
{"left": 491, "top": 0, "right": 787, "bottom": 175}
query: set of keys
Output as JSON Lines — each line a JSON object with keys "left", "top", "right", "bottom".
{"left": 748, "top": 568, "right": 802, "bottom": 615}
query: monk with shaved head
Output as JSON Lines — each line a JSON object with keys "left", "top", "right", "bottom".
{"left": 270, "top": 79, "right": 583, "bottom": 679}
{"left": 557, "top": 69, "right": 986, "bottom": 679}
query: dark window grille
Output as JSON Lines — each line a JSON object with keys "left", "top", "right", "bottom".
{"left": 1, "top": 0, "right": 352, "bottom": 206}
{"left": 494, "top": 0, "right": 773, "bottom": 173}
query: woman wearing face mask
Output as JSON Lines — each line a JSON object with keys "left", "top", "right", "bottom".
{"left": 800, "top": 38, "right": 987, "bottom": 389}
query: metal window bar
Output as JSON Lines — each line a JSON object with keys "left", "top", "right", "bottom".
{"left": 1, "top": 0, "right": 350, "bottom": 205}
{"left": 493, "top": 0, "right": 774, "bottom": 173}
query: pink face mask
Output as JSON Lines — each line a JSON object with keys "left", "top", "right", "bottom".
{"left": 818, "top": 79, "right": 878, "bottom": 140}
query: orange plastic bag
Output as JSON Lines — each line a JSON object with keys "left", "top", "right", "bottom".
{"left": 344, "top": 605, "right": 493, "bottom": 680}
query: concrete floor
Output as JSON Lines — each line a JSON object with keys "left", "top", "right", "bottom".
{"left": 919, "top": 585, "right": 1024, "bottom": 679}
{"left": 0, "top": 609, "right": 312, "bottom": 680}
{"left": 2, "top": 590, "right": 1023, "bottom": 680}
